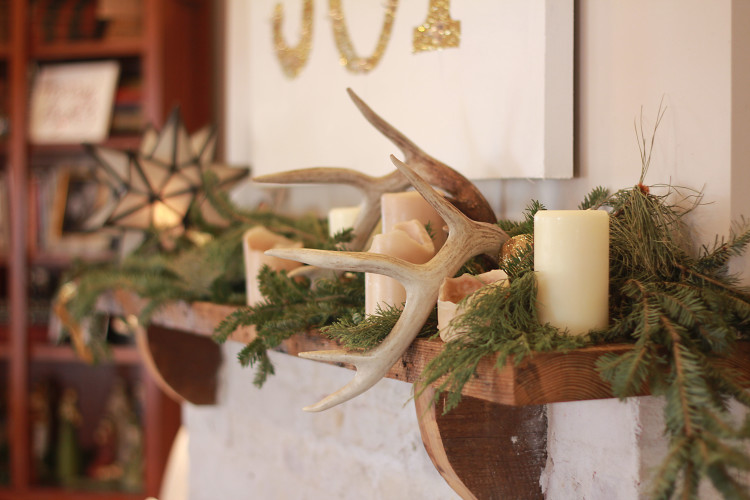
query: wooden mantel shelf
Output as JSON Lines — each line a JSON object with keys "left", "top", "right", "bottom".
{"left": 96, "top": 290, "right": 750, "bottom": 408}
{"left": 97, "top": 290, "right": 750, "bottom": 500}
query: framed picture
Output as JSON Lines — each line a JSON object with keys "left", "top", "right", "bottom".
{"left": 29, "top": 60, "right": 120, "bottom": 144}
{"left": 45, "top": 165, "right": 116, "bottom": 256}
{"left": 225, "top": 0, "right": 573, "bottom": 179}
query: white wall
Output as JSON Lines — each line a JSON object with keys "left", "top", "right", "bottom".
{"left": 186, "top": 1, "right": 750, "bottom": 499}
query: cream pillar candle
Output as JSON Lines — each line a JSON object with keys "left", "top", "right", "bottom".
{"left": 365, "top": 219, "right": 435, "bottom": 315}
{"left": 243, "top": 226, "right": 304, "bottom": 305}
{"left": 534, "top": 210, "right": 609, "bottom": 335}
{"left": 328, "top": 206, "right": 361, "bottom": 237}
{"left": 381, "top": 191, "right": 447, "bottom": 250}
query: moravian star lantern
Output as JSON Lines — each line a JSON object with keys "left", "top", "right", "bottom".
{"left": 85, "top": 108, "right": 249, "bottom": 231}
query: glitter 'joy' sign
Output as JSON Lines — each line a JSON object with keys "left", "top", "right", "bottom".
{"left": 273, "top": 0, "right": 459, "bottom": 77}
{"left": 226, "top": 0, "right": 573, "bottom": 179}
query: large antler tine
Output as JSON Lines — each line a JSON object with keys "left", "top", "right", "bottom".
{"left": 253, "top": 167, "right": 375, "bottom": 188}
{"left": 300, "top": 290, "right": 437, "bottom": 412}
{"left": 255, "top": 166, "right": 407, "bottom": 251}
{"left": 347, "top": 88, "right": 496, "bottom": 224}
{"left": 266, "top": 248, "right": 419, "bottom": 284}
{"left": 347, "top": 88, "right": 426, "bottom": 166}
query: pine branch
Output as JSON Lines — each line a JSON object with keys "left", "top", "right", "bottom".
{"left": 578, "top": 186, "right": 610, "bottom": 210}
{"left": 321, "top": 305, "right": 437, "bottom": 351}
{"left": 496, "top": 200, "right": 545, "bottom": 237}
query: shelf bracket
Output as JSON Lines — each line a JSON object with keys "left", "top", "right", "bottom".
{"left": 134, "top": 323, "right": 222, "bottom": 405}
{"left": 415, "top": 386, "right": 547, "bottom": 499}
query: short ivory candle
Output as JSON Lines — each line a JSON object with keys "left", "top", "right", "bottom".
{"left": 328, "top": 206, "right": 361, "bottom": 237}
{"left": 243, "top": 226, "right": 303, "bottom": 306}
{"left": 534, "top": 210, "right": 609, "bottom": 335}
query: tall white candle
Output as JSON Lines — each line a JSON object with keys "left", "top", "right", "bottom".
{"left": 243, "top": 226, "right": 303, "bottom": 305}
{"left": 328, "top": 206, "right": 361, "bottom": 237}
{"left": 381, "top": 191, "right": 447, "bottom": 250}
{"left": 365, "top": 219, "right": 435, "bottom": 315}
{"left": 534, "top": 210, "right": 609, "bottom": 335}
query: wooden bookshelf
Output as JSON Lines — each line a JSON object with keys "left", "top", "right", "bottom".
{"left": 30, "top": 39, "right": 145, "bottom": 60}
{"left": 2, "top": 0, "right": 213, "bottom": 497}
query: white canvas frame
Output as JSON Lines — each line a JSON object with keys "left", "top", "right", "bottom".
{"left": 29, "top": 60, "right": 120, "bottom": 145}
{"left": 225, "top": 0, "right": 573, "bottom": 179}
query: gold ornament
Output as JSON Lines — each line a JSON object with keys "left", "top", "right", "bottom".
{"left": 272, "top": 0, "right": 314, "bottom": 79}
{"left": 329, "top": 0, "right": 398, "bottom": 74}
{"left": 413, "top": 0, "right": 461, "bottom": 53}
{"left": 500, "top": 234, "right": 532, "bottom": 263}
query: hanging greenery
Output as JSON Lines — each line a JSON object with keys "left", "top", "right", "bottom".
{"left": 416, "top": 113, "right": 750, "bottom": 498}
{"left": 55, "top": 170, "right": 335, "bottom": 360}
{"left": 218, "top": 124, "right": 750, "bottom": 498}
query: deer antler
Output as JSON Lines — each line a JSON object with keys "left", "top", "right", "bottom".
{"left": 266, "top": 156, "right": 509, "bottom": 412}
{"left": 253, "top": 88, "right": 496, "bottom": 251}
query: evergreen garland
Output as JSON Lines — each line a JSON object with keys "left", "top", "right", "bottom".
{"left": 598, "top": 183, "right": 750, "bottom": 499}
{"left": 57, "top": 128, "right": 750, "bottom": 497}
{"left": 57, "top": 172, "right": 333, "bottom": 356}
{"left": 413, "top": 185, "right": 750, "bottom": 499}
{"left": 213, "top": 266, "right": 365, "bottom": 386}
{"left": 321, "top": 304, "right": 438, "bottom": 351}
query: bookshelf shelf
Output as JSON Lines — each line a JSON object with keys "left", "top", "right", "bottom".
{"left": 29, "top": 135, "right": 143, "bottom": 157}
{"left": 30, "top": 251, "right": 116, "bottom": 270}
{"left": 31, "top": 39, "right": 144, "bottom": 61}
{"left": 15, "top": 489, "right": 144, "bottom": 500}
{"left": 30, "top": 344, "right": 139, "bottom": 365}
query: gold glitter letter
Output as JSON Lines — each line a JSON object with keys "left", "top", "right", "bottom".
{"left": 413, "top": 0, "right": 461, "bottom": 53}
{"left": 329, "top": 0, "right": 399, "bottom": 74}
{"left": 273, "top": 0, "right": 314, "bottom": 79}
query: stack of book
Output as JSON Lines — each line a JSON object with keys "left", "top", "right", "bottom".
{"left": 30, "top": 0, "right": 107, "bottom": 44}
{"left": 96, "top": 0, "right": 141, "bottom": 39}
{"left": 110, "top": 74, "right": 143, "bottom": 134}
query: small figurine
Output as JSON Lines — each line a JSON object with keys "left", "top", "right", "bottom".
{"left": 87, "top": 415, "right": 122, "bottom": 482}
{"left": 30, "top": 381, "right": 52, "bottom": 483}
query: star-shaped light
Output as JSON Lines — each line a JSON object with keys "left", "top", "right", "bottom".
{"left": 86, "top": 108, "right": 249, "bottom": 231}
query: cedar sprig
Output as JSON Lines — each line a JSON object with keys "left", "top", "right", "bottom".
{"left": 578, "top": 186, "right": 610, "bottom": 210}
{"left": 696, "top": 216, "right": 750, "bottom": 277}
{"left": 57, "top": 185, "right": 332, "bottom": 353}
{"left": 321, "top": 304, "right": 437, "bottom": 351}
{"left": 418, "top": 270, "right": 590, "bottom": 413}
{"left": 213, "top": 266, "right": 365, "bottom": 386}
{"left": 496, "top": 199, "right": 545, "bottom": 236}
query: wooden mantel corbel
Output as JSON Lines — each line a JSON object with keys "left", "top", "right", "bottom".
{"left": 96, "top": 291, "right": 750, "bottom": 499}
